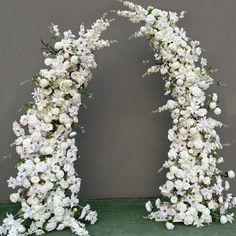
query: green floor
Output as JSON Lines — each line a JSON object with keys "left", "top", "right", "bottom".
{"left": 1, "top": 199, "right": 236, "bottom": 236}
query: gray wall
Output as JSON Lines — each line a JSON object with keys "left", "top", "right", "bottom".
{"left": 0, "top": 0, "right": 236, "bottom": 202}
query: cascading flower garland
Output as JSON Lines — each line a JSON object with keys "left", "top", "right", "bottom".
{"left": 118, "top": 1, "right": 236, "bottom": 230}
{"left": 0, "top": 16, "right": 113, "bottom": 236}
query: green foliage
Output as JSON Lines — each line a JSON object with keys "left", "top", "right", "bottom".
{"left": 23, "top": 102, "right": 35, "bottom": 110}
{"left": 32, "top": 75, "right": 40, "bottom": 85}
{"left": 41, "top": 38, "right": 58, "bottom": 55}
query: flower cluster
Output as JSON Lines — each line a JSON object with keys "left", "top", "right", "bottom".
{"left": 0, "top": 17, "right": 113, "bottom": 236}
{"left": 118, "top": 1, "right": 236, "bottom": 230}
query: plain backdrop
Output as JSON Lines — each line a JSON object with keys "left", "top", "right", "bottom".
{"left": 0, "top": 0, "right": 236, "bottom": 202}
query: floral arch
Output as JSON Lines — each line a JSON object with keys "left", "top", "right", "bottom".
{"left": 0, "top": 16, "right": 113, "bottom": 236}
{"left": 118, "top": 0, "right": 236, "bottom": 230}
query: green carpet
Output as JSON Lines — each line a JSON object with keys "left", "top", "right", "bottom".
{"left": 1, "top": 199, "right": 236, "bottom": 235}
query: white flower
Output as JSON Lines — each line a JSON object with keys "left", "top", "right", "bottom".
{"left": 170, "top": 196, "right": 178, "bottom": 204}
{"left": 190, "top": 86, "right": 202, "bottom": 97}
{"left": 69, "top": 131, "right": 77, "bottom": 138}
{"left": 145, "top": 201, "right": 153, "bottom": 212}
{"left": 56, "top": 170, "right": 64, "bottom": 179}
{"left": 31, "top": 176, "right": 40, "bottom": 184}
{"left": 184, "top": 215, "right": 194, "bottom": 225}
{"left": 152, "top": 9, "right": 160, "bottom": 17}
{"left": 52, "top": 107, "right": 60, "bottom": 116}
{"left": 195, "top": 47, "right": 202, "bottom": 55}
{"left": 9, "top": 193, "right": 19, "bottom": 203}
{"left": 80, "top": 205, "right": 91, "bottom": 220}
{"left": 209, "top": 102, "right": 217, "bottom": 109}
{"left": 44, "top": 146, "right": 54, "bottom": 155}
{"left": 228, "top": 170, "right": 235, "bottom": 179}
{"left": 146, "top": 14, "right": 156, "bottom": 24}
{"left": 59, "top": 79, "right": 73, "bottom": 92}
{"left": 44, "top": 58, "right": 52, "bottom": 66}
{"left": 39, "top": 79, "right": 49, "bottom": 88}
{"left": 220, "top": 215, "right": 228, "bottom": 224}
{"left": 175, "top": 180, "right": 184, "bottom": 191}
{"left": 194, "top": 139, "right": 203, "bottom": 149}
{"left": 46, "top": 221, "right": 57, "bottom": 231}
{"left": 85, "top": 211, "right": 97, "bottom": 225}
{"left": 166, "top": 222, "right": 175, "bottom": 230}
{"left": 172, "top": 61, "right": 180, "bottom": 70}
{"left": 71, "top": 55, "right": 78, "bottom": 64}
{"left": 54, "top": 206, "right": 65, "bottom": 216}
{"left": 176, "top": 78, "right": 184, "bottom": 86}
{"left": 203, "top": 177, "right": 211, "bottom": 185}
{"left": 197, "top": 108, "right": 207, "bottom": 117}
{"left": 214, "top": 107, "right": 221, "bottom": 115}
{"left": 54, "top": 41, "right": 63, "bottom": 50}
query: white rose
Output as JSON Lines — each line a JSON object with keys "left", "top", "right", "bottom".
{"left": 36, "top": 162, "right": 47, "bottom": 172}
{"left": 190, "top": 86, "right": 202, "bottom": 97}
{"left": 169, "top": 43, "right": 177, "bottom": 52}
{"left": 54, "top": 42, "right": 63, "bottom": 50}
{"left": 175, "top": 180, "right": 184, "bottom": 191}
{"left": 197, "top": 108, "right": 207, "bottom": 117}
{"left": 71, "top": 55, "right": 78, "bottom": 64}
{"left": 39, "top": 79, "right": 49, "bottom": 88}
{"left": 186, "top": 72, "right": 196, "bottom": 82}
{"left": 44, "top": 58, "right": 52, "bottom": 66}
{"left": 194, "top": 139, "right": 203, "bottom": 149}
{"left": 10, "top": 193, "right": 19, "bottom": 203}
{"left": 189, "top": 127, "right": 198, "bottom": 135}
{"left": 166, "top": 222, "right": 175, "bottom": 230}
{"left": 209, "top": 102, "right": 217, "bottom": 109}
{"left": 166, "top": 181, "right": 175, "bottom": 191}
{"left": 54, "top": 206, "right": 65, "bottom": 216}
{"left": 178, "top": 97, "right": 186, "bottom": 105}
{"left": 52, "top": 107, "right": 60, "bottom": 116}
{"left": 168, "top": 149, "right": 177, "bottom": 158}
{"left": 46, "top": 221, "right": 57, "bottom": 232}
{"left": 56, "top": 170, "right": 64, "bottom": 179}
{"left": 172, "top": 61, "right": 180, "bottom": 70}
{"left": 31, "top": 176, "right": 40, "bottom": 184}
{"left": 176, "top": 202, "right": 187, "bottom": 212}
{"left": 184, "top": 215, "right": 194, "bottom": 225}
{"left": 152, "top": 9, "right": 160, "bottom": 16}
{"left": 64, "top": 52, "right": 69, "bottom": 59}
{"left": 176, "top": 78, "right": 184, "bottom": 86}
{"left": 170, "top": 196, "right": 178, "bottom": 204}
{"left": 228, "top": 170, "right": 235, "bottom": 179}
{"left": 203, "top": 177, "right": 211, "bottom": 185}
{"left": 44, "top": 116, "right": 52, "bottom": 124}
{"left": 220, "top": 215, "right": 228, "bottom": 224}
{"left": 146, "top": 14, "right": 156, "bottom": 24}
{"left": 166, "top": 172, "right": 175, "bottom": 180}
{"left": 63, "top": 164, "right": 71, "bottom": 172}
{"left": 214, "top": 107, "right": 221, "bottom": 115}
{"left": 41, "top": 182, "right": 53, "bottom": 193}
{"left": 59, "top": 113, "right": 70, "bottom": 124}
{"left": 44, "top": 146, "right": 54, "bottom": 155}
{"left": 59, "top": 79, "right": 73, "bottom": 92}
